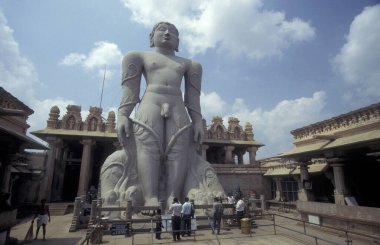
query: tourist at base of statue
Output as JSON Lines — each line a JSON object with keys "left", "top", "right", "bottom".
{"left": 181, "top": 197, "right": 192, "bottom": 236}
{"left": 235, "top": 197, "right": 245, "bottom": 229}
{"left": 212, "top": 197, "right": 224, "bottom": 234}
{"left": 154, "top": 209, "right": 163, "bottom": 239}
{"left": 169, "top": 197, "right": 182, "bottom": 241}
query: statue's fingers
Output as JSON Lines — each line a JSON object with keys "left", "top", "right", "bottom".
{"left": 124, "top": 125, "right": 130, "bottom": 138}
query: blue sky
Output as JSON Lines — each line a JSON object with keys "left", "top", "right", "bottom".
{"left": 1, "top": 0, "right": 379, "bottom": 159}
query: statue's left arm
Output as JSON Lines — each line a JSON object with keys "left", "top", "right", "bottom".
{"left": 184, "top": 60, "right": 204, "bottom": 144}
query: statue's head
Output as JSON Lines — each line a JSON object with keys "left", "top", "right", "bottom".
{"left": 150, "top": 22, "right": 179, "bottom": 52}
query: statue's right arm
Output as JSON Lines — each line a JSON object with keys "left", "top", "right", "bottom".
{"left": 117, "top": 52, "right": 143, "bottom": 145}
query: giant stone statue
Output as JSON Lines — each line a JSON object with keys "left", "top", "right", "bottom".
{"left": 100, "top": 22, "right": 225, "bottom": 213}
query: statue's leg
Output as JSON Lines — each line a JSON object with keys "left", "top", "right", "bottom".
{"left": 165, "top": 124, "right": 190, "bottom": 202}
{"left": 134, "top": 122, "right": 162, "bottom": 206}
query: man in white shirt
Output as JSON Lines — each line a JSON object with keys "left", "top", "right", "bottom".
{"left": 235, "top": 197, "right": 245, "bottom": 228}
{"left": 169, "top": 197, "right": 182, "bottom": 241}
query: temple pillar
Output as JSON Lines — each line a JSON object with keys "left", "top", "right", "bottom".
{"left": 293, "top": 175, "right": 301, "bottom": 191}
{"left": 201, "top": 145, "right": 209, "bottom": 160}
{"left": 43, "top": 137, "right": 63, "bottom": 202}
{"left": 237, "top": 150, "right": 244, "bottom": 164}
{"left": 328, "top": 158, "right": 347, "bottom": 205}
{"left": 51, "top": 140, "right": 65, "bottom": 201}
{"left": 224, "top": 146, "right": 235, "bottom": 164}
{"left": 298, "top": 163, "right": 314, "bottom": 201}
{"left": 274, "top": 177, "right": 282, "bottom": 201}
{"left": 55, "top": 148, "right": 69, "bottom": 201}
{"left": 247, "top": 146, "right": 257, "bottom": 165}
{"left": 1, "top": 165, "right": 12, "bottom": 193}
{"left": 77, "top": 139, "right": 96, "bottom": 197}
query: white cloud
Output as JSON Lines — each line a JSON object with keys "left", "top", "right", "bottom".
{"left": 59, "top": 41, "right": 123, "bottom": 79}
{"left": 333, "top": 4, "right": 380, "bottom": 100}
{"left": 223, "top": 91, "right": 327, "bottom": 158}
{"left": 59, "top": 53, "right": 86, "bottom": 66}
{"left": 121, "top": 0, "right": 315, "bottom": 59}
{"left": 0, "top": 10, "right": 39, "bottom": 102}
{"left": 200, "top": 91, "right": 226, "bottom": 119}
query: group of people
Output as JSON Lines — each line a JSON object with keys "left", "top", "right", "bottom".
{"left": 157, "top": 195, "right": 246, "bottom": 241}
{"left": 154, "top": 197, "right": 195, "bottom": 241}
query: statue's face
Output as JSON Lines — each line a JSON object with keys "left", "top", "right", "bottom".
{"left": 153, "top": 23, "right": 179, "bottom": 50}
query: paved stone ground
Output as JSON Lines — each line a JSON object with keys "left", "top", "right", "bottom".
{"left": 9, "top": 211, "right": 376, "bottom": 245}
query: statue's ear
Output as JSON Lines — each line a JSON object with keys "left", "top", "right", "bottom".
{"left": 175, "top": 38, "right": 179, "bottom": 52}
{"left": 150, "top": 33, "right": 155, "bottom": 48}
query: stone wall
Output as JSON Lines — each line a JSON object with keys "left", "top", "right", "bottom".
{"left": 213, "top": 164, "right": 271, "bottom": 198}
{"left": 297, "top": 200, "right": 380, "bottom": 234}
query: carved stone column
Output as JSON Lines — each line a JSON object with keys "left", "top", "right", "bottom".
{"left": 247, "top": 146, "right": 257, "bottom": 165}
{"left": 237, "top": 150, "right": 244, "bottom": 164}
{"left": 55, "top": 147, "right": 69, "bottom": 201}
{"left": 274, "top": 177, "right": 282, "bottom": 201}
{"left": 328, "top": 158, "right": 347, "bottom": 205}
{"left": 51, "top": 140, "right": 65, "bottom": 201}
{"left": 224, "top": 146, "right": 235, "bottom": 164}
{"left": 43, "top": 137, "right": 63, "bottom": 202}
{"left": 1, "top": 164, "right": 12, "bottom": 193}
{"left": 298, "top": 163, "right": 314, "bottom": 201}
{"left": 77, "top": 138, "right": 95, "bottom": 197}
{"left": 201, "top": 145, "right": 209, "bottom": 160}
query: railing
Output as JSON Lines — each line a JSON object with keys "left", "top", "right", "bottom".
{"left": 270, "top": 213, "right": 380, "bottom": 245}
{"left": 79, "top": 200, "right": 379, "bottom": 245}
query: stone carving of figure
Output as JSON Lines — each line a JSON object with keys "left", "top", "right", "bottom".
{"left": 67, "top": 116, "right": 75, "bottom": 130}
{"left": 100, "top": 22, "right": 224, "bottom": 214}
{"left": 90, "top": 118, "right": 97, "bottom": 131}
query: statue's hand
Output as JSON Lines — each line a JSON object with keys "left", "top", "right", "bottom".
{"left": 117, "top": 115, "right": 131, "bottom": 145}
{"left": 193, "top": 121, "right": 204, "bottom": 144}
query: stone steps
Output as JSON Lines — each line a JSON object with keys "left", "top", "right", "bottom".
{"left": 48, "top": 202, "right": 73, "bottom": 216}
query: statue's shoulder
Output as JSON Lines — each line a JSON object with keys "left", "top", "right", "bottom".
{"left": 122, "top": 51, "right": 149, "bottom": 65}
{"left": 123, "top": 50, "right": 146, "bottom": 59}
{"left": 179, "top": 57, "right": 202, "bottom": 70}
{"left": 187, "top": 58, "right": 202, "bottom": 72}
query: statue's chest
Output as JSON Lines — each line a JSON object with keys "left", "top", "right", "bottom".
{"left": 145, "top": 58, "right": 186, "bottom": 76}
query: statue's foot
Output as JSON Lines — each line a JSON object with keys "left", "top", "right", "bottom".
{"left": 144, "top": 197, "right": 159, "bottom": 207}
{"left": 140, "top": 197, "right": 159, "bottom": 216}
